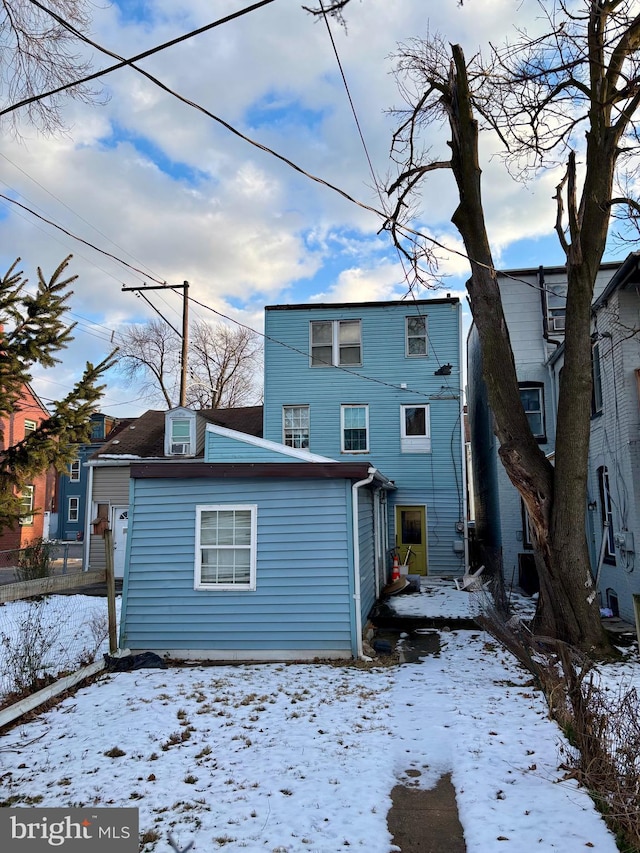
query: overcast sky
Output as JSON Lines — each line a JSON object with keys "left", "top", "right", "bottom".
{"left": 0, "top": 0, "right": 621, "bottom": 416}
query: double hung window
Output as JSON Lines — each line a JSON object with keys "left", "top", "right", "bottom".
{"left": 68, "top": 497, "right": 80, "bottom": 522}
{"left": 519, "top": 383, "right": 546, "bottom": 441}
{"left": 341, "top": 405, "right": 368, "bottom": 453}
{"left": 406, "top": 316, "right": 428, "bottom": 357}
{"left": 283, "top": 406, "right": 310, "bottom": 449}
{"left": 195, "top": 505, "right": 257, "bottom": 590}
{"left": 19, "top": 485, "right": 34, "bottom": 526}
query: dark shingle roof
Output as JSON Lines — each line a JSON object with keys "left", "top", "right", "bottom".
{"left": 91, "top": 406, "right": 263, "bottom": 460}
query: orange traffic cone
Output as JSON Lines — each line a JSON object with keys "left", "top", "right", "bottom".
{"left": 391, "top": 553, "right": 400, "bottom": 581}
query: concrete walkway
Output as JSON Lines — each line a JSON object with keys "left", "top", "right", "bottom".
{"left": 388, "top": 773, "right": 466, "bottom": 852}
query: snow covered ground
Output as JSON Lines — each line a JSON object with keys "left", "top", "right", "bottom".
{"left": 0, "top": 580, "right": 635, "bottom": 852}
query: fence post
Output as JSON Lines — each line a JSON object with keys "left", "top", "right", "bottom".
{"left": 104, "top": 529, "right": 118, "bottom": 654}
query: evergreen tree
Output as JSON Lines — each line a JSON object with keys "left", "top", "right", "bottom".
{"left": 0, "top": 255, "right": 115, "bottom": 532}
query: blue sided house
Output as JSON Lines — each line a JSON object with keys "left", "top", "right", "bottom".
{"left": 120, "top": 412, "right": 394, "bottom": 660}
{"left": 120, "top": 297, "right": 466, "bottom": 661}
{"left": 263, "top": 298, "right": 466, "bottom": 577}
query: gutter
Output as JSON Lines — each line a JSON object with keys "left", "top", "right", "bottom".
{"left": 351, "top": 467, "right": 376, "bottom": 659}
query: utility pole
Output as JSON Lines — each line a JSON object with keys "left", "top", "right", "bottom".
{"left": 122, "top": 281, "right": 190, "bottom": 407}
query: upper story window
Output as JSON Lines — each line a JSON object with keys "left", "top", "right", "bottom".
{"left": 519, "top": 383, "right": 546, "bottom": 441}
{"left": 195, "top": 505, "right": 257, "bottom": 591}
{"left": 165, "top": 412, "right": 195, "bottom": 457}
{"left": 283, "top": 405, "right": 310, "bottom": 449}
{"left": 19, "top": 485, "right": 34, "bottom": 526}
{"left": 591, "top": 341, "right": 603, "bottom": 416}
{"left": 310, "top": 320, "right": 361, "bottom": 367}
{"left": 406, "top": 316, "right": 428, "bottom": 357}
{"left": 543, "top": 283, "right": 566, "bottom": 335}
{"left": 341, "top": 404, "right": 369, "bottom": 453}
{"left": 400, "top": 405, "right": 431, "bottom": 453}
{"left": 69, "top": 459, "right": 81, "bottom": 481}
{"left": 24, "top": 419, "right": 37, "bottom": 437}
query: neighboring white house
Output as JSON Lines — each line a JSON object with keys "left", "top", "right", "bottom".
{"left": 467, "top": 258, "right": 621, "bottom": 595}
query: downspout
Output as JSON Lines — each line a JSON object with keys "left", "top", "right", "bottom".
{"left": 459, "top": 301, "right": 470, "bottom": 571}
{"left": 352, "top": 467, "right": 376, "bottom": 659}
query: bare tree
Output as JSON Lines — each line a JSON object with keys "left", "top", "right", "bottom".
{"left": 117, "top": 318, "right": 262, "bottom": 410}
{"left": 308, "top": 1, "right": 640, "bottom": 655}
{"left": 0, "top": 0, "right": 102, "bottom": 135}
{"left": 187, "top": 320, "right": 262, "bottom": 409}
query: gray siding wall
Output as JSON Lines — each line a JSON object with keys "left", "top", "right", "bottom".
{"left": 121, "top": 476, "right": 358, "bottom": 656}
{"left": 587, "top": 288, "right": 640, "bottom": 623}
{"left": 87, "top": 465, "right": 130, "bottom": 570}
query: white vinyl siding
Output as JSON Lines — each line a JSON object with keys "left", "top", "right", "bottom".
{"left": 195, "top": 505, "right": 257, "bottom": 591}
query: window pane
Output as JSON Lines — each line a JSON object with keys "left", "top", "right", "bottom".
{"left": 172, "top": 419, "right": 191, "bottom": 440}
{"left": 526, "top": 412, "right": 543, "bottom": 435}
{"left": 407, "top": 317, "right": 426, "bottom": 336}
{"left": 311, "top": 321, "right": 332, "bottom": 345}
{"left": 404, "top": 407, "right": 426, "bottom": 436}
{"left": 520, "top": 388, "right": 541, "bottom": 411}
{"left": 345, "top": 429, "right": 367, "bottom": 451}
{"left": 407, "top": 337, "right": 427, "bottom": 356}
{"left": 344, "top": 407, "right": 366, "bottom": 429}
{"left": 401, "top": 510, "right": 422, "bottom": 545}
{"left": 339, "top": 321, "right": 360, "bottom": 344}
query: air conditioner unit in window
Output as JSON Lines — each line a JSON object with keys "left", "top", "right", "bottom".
{"left": 171, "top": 442, "right": 189, "bottom": 455}
{"left": 550, "top": 315, "right": 565, "bottom": 332}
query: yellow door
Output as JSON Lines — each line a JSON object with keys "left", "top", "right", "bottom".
{"left": 395, "top": 506, "right": 428, "bottom": 575}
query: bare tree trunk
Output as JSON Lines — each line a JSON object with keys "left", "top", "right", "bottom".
{"left": 445, "top": 46, "right": 611, "bottom": 654}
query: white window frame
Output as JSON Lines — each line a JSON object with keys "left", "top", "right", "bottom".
{"left": 405, "top": 316, "right": 428, "bottom": 357}
{"left": 195, "top": 504, "right": 257, "bottom": 591}
{"left": 24, "top": 419, "right": 37, "bottom": 436}
{"left": 400, "top": 404, "right": 431, "bottom": 453}
{"left": 519, "top": 383, "right": 546, "bottom": 440}
{"left": 341, "top": 404, "right": 369, "bottom": 453}
{"left": 68, "top": 496, "right": 80, "bottom": 522}
{"left": 69, "top": 459, "right": 81, "bottom": 481}
{"left": 543, "top": 283, "right": 567, "bottom": 334}
{"left": 283, "top": 405, "right": 310, "bottom": 449}
{"left": 167, "top": 415, "right": 194, "bottom": 456}
{"left": 19, "top": 485, "right": 34, "bottom": 526}
{"left": 310, "top": 320, "right": 362, "bottom": 367}
{"left": 598, "top": 466, "right": 616, "bottom": 563}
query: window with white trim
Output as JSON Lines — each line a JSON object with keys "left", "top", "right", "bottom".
{"left": 543, "top": 283, "right": 566, "bottom": 334}
{"left": 406, "top": 316, "right": 428, "bottom": 357}
{"left": 400, "top": 405, "right": 431, "bottom": 452}
{"left": 195, "top": 505, "right": 257, "bottom": 590}
{"left": 169, "top": 417, "right": 192, "bottom": 456}
{"left": 24, "top": 419, "right": 37, "bottom": 436}
{"left": 283, "top": 405, "right": 310, "bottom": 449}
{"left": 519, "top": 383, "right": 546, "bottom": 440}
{"left": 341, "top": 404, "right": 369, "bottom": 453}
{"left": 19, "top": 485, "right": 34, "bottom": 526}
{"left": 68, "top": 497, "right": 80, "bottom": 522}
{"left": 310, "top": 320, "right": 361, "bottom": 367}
{"left": 69, "top": 459, "right": 81, "bottom": 481}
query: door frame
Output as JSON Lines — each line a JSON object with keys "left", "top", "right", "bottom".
{"left": 111, "top": 504, "right": 129, "bottom": 579}
{"left": 394, "top": 504, "right": 428, "bottom": 576}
